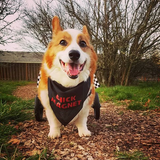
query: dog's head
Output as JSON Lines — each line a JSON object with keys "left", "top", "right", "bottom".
{"left": 44, "top": 16, "right": 97, "bottom": 87}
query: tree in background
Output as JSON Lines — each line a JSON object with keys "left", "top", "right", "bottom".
{"left": 20, "top": 0, "right": 53, "bottom": 51}
{"left": 0, "top": 0, "right": 22, "bottom": 45}
{"left": 21, "top": 0, "right": 160, "bottom": 86}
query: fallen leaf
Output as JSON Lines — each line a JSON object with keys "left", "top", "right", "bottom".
{"left": 8, "top": 138, "right": 20, "bottom": 145}
{"left": 14, "top": 125, "right": 19, "bottom": 130}
{"left": 144, "top": 99, "right": 151, "bottom": 107}
{"left": 26, "top": 148, "right": 41, "bottom": 156}
{"left": 0, "top": 153, "right": 7, "bottom": 157}
{"left": 78, "top": 145, "right": 84, "bottom": 150}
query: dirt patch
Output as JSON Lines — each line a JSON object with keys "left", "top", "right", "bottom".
{"left": 11, "top": 86, "right": 160, "bottom": 159}
{"left": 13, "top": 83, "right": 37, "bottom": 100}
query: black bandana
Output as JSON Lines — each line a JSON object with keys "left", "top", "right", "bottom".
{"left": 48, "top": 77, "right": 91, "bottom": 126}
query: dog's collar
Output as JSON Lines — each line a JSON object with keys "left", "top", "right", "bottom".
{"left": 48, "top": 77, "right": 91, "bottom": 126}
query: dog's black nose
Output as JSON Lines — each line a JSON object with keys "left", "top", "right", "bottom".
{"left": 69, "top": 50, "right": 80, "bottom": 61}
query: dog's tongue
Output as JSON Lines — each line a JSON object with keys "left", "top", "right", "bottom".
{"left": 68, "top": 63, "right": 79, "bottom": 76}
{"left": 61, "top": 61, "right": 81, "bottom": 78}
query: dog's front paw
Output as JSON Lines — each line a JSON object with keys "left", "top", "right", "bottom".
{"left": 78, "top": 129, "right": 91, "bottom": 137}
{"left": 48, "top": 128, "right": 61, "bottom": 139}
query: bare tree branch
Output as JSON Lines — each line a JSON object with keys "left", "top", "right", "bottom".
{"left": 0, "top": 0, "right": 23, "bottom": 45}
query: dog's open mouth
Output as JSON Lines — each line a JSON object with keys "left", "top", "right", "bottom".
{"left": 60, "top": 60, "right": 86, "bottom": 79}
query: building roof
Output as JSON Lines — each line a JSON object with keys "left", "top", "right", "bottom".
{"left": 0, "top": 51, "right": 44, "bottom": 63}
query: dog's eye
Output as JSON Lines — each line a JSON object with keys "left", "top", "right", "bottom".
{"left": 60, "top": 40, "right": 67, "bottom": 46}
{"left": 79, "top": 40, "right": 87, "bottom": 48}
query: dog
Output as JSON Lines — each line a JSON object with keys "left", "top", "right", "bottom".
{"left": 38, "top": 16, "right": 97, "bottom": 138}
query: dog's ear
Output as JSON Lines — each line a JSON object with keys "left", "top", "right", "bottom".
{"left": 82, "top": 25, "right": 90, "bottom": 41}
{"left": 52, "top": 16, "right": 63, "bottom": 35}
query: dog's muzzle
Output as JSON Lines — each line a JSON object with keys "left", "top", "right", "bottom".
{"left": 60, "top": 50, "right": 86, "bottom": 79}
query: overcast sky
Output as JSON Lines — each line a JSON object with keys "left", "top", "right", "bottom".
{"left": 0, "top": 0, "right": 41, "bottom": 52}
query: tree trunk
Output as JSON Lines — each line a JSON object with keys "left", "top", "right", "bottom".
{"left": 108, "top": 68, "right": 113, "bottom": 87}
{"left": 125, "top": 62, "right": 132, "bottom": 86}
{"left": 121, "top": 68, "right": 126, "bottom": 86}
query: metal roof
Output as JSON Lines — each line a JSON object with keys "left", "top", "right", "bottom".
{"left": 0, "top": 51, "right": 43, "bottom": 63}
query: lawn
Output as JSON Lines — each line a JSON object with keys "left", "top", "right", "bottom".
{"left": 96, "top": 81, "right": 160, "bottom": 111}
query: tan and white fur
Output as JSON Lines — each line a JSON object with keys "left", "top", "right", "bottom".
{"left": 38, "top": 16, "right": 97, "bottom": 138}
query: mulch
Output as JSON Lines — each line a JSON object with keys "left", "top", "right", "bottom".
{"left": 13, "top": 83, "right": 37, "bottom": 100}
{"left": 9, "top": 84, "right": 160, "bottom": 160}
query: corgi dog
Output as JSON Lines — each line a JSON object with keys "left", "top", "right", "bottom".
{"left": 38, "top": 16, "right": 97, "bottom": 138}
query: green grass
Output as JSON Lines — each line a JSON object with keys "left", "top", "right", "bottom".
{"left": 0, "top": 146, "right": 56, "bottom": 160}
{"left": 116, "top": 150, "right": 149, "bottom": 160}
{"left": 0, "top": 81, "right": 35, "bottom": 124}
{"left": 0, "top": 100, "right": 34, "bottom": 145}
{"left": 0, "top": 125, "right": 17, "bottom": 145}
{"left": 96, "top": 81, "right": 160, "bottom": 111}
{"left": 0, "top": 100, "right": 34, "bottom": 124}
{"left": 0, "top": 81, "right": 35, "bottom": 159}
{"left": 0, "top": 81, "right": 31, "bottom": 104}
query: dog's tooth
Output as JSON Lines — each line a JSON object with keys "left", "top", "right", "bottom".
{"left": 79, "top": 64, "right": 82, "bottom": 70}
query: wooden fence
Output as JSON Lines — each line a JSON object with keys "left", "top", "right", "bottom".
{"left": 0, "top": 62, "right": 41, "bottom": 81}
